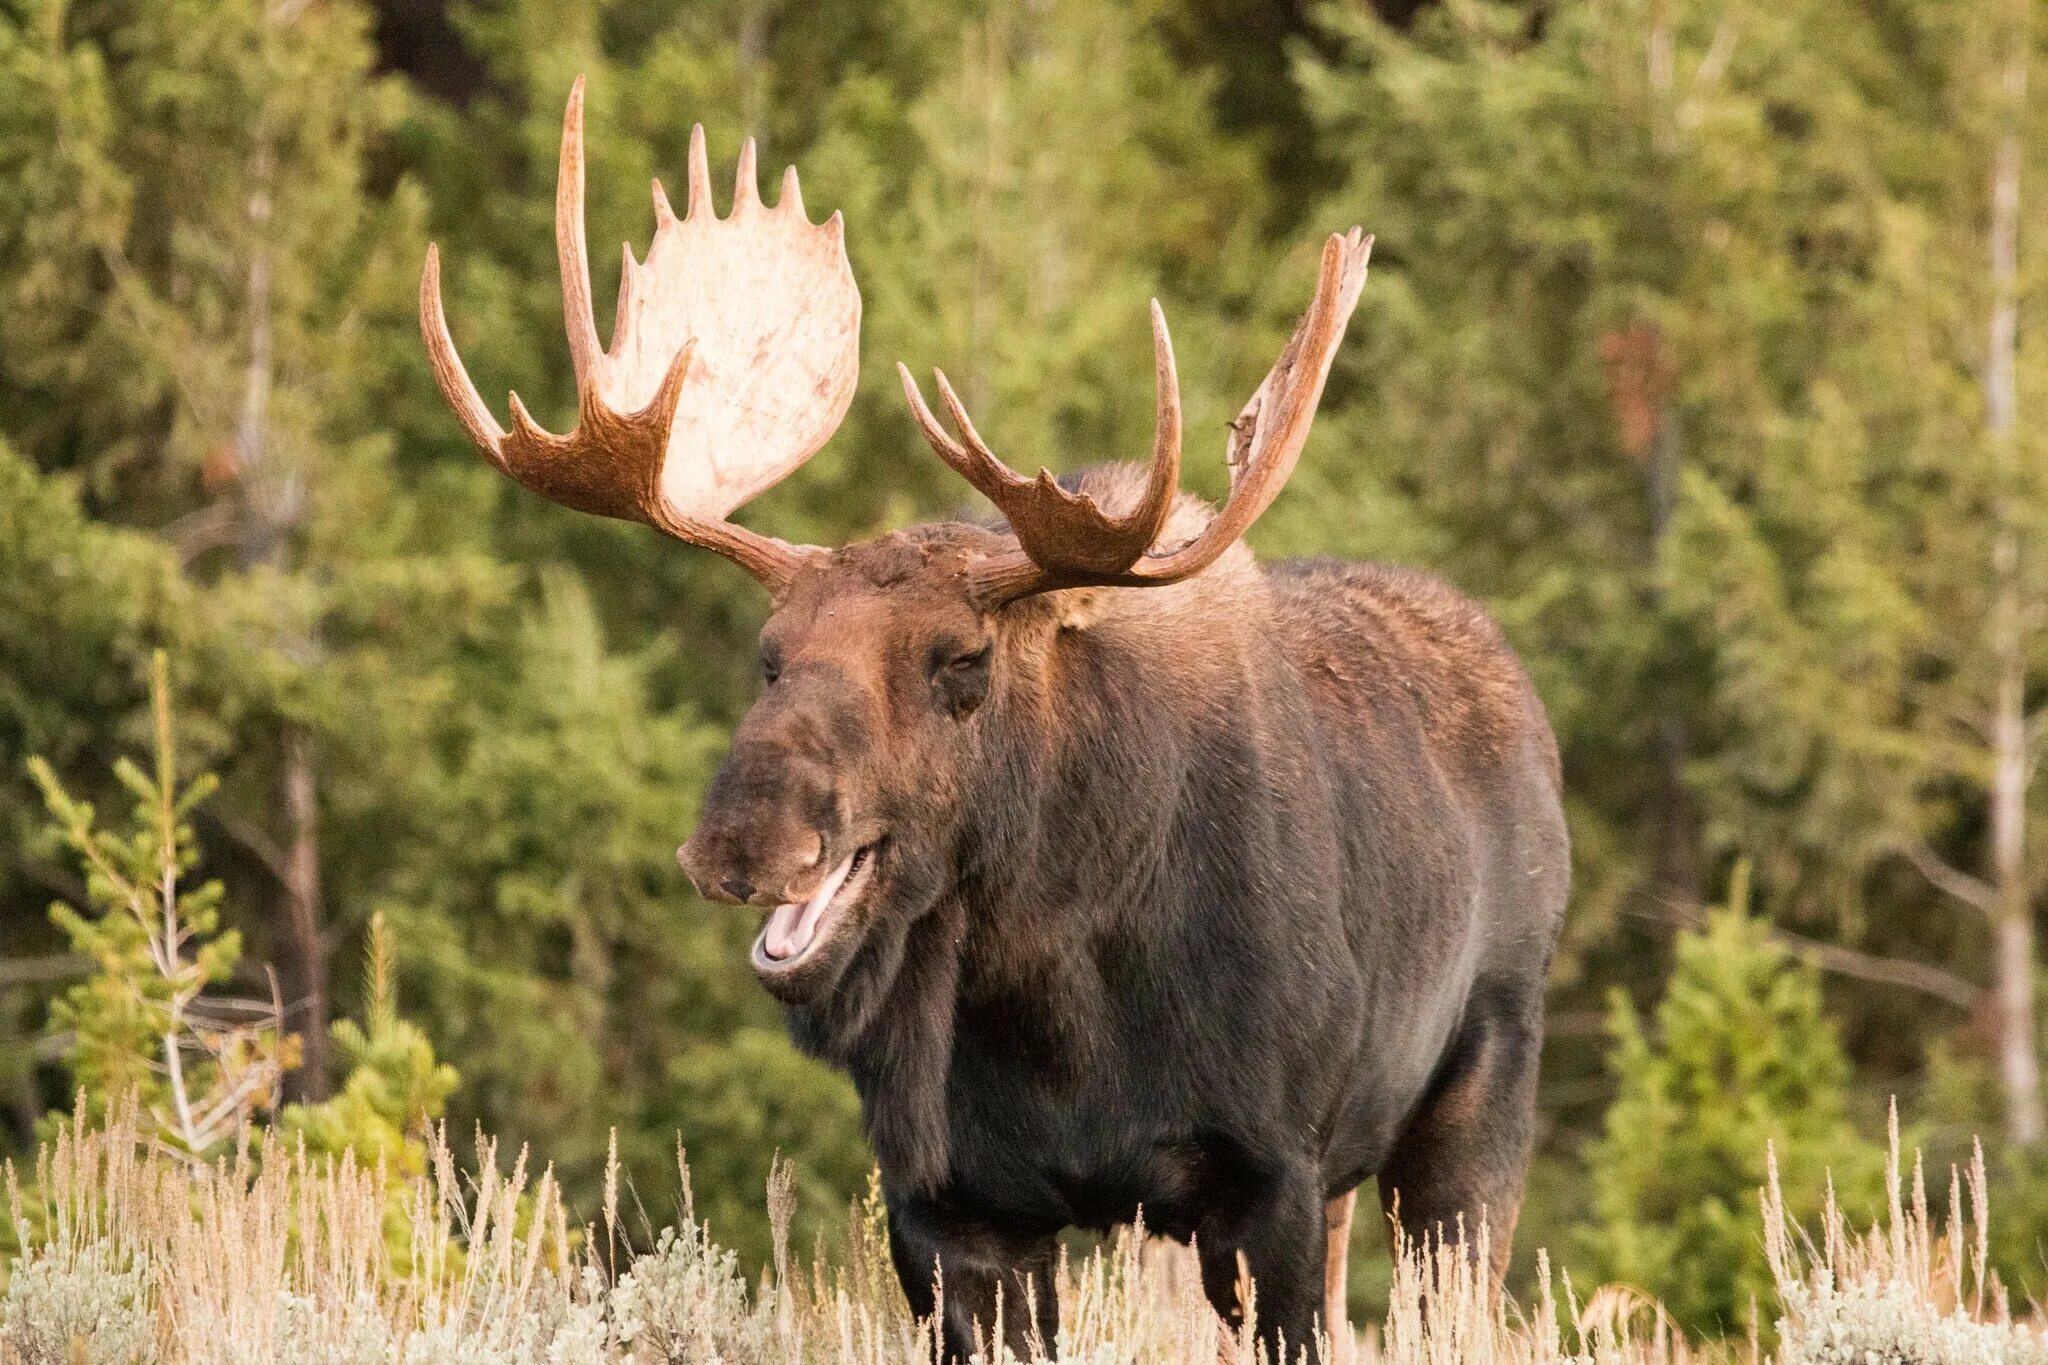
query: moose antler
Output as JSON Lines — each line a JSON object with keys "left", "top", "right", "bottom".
{"left": 899, "top": 228, "right": 1372, "bottom": 606}
{"left": 421, "top": 77, "right": 860, "bottom": 593}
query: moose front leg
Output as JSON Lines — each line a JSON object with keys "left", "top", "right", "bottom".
{"left": 1194, "top": 1162, "right": 1329, "bottom": 1364}
{"left": 888, "top": 1195, "right": 1060, "bottom": 1362}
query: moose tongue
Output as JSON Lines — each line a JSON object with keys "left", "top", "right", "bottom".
{"left": 762, "top": 852, "right": 856, "bottom": 962}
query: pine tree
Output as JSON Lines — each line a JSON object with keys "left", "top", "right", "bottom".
{"left": 1581, "top": 867, "right": 1879, "bottom": 1335}
{"left": 1297, "top": 0, "right": 2048, "bottom": 1147}
{"left": 0, "top": 0, "right": 506, "bottom": 1109}
{"left": 278, "top": 911, "right": 459, "bottom": 1178}
{"left": 1646, "top": 0, "right": 2048, "bottom": 1144}
{"left": 30, "top": 653, "right": 296, "bottom": 1158}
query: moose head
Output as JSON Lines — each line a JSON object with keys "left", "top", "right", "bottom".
{"left": 421, "top": 80, "right": 1371, "bottom": 1007}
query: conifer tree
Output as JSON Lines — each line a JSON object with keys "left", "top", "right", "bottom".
{"left": 1582, "top": 868, "right": 1878, "bottom": 1334}
{"left": 1298, "top": 0, "right": 2048, "bottom": 1144}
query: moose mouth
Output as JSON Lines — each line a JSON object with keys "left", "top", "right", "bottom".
{"left": 752, "top": 843, "right": 875, "bottom": 972}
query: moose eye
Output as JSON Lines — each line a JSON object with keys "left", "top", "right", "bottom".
{"left": 930, "top": 641, "right": 993, "bottom": 718}
{"left": 760, "top": 646, "right": 782, "bottom": 686}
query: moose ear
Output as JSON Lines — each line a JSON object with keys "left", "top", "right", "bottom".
{"left": 1047, "top": 585, "right": 1113, "bottom": 632}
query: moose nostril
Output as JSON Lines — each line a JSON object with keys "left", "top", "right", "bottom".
{"left": 720, "top": 877, "right": 755, "bottom": 903}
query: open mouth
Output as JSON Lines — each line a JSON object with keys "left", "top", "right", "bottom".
{"left": 752, "top": 843, "right": 875, "bottom": 972}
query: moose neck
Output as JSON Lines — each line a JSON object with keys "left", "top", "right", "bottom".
{"left": 787, "top": 582, "right": 1272, "bottom": 1193}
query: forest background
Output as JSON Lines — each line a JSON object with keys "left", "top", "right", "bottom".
{"left": 1, "top": 0, "right": 2044, "bottom": 1340}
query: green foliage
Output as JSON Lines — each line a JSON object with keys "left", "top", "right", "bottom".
{"left": 633, "top": 1026, "right": 867, "bottom": 1275}
{"left": 1581, "top": 866, "right": 1880, "bottom": 1334}
{"left": 29, "top": 653, "right": 292, "bottom": 1156}
{"left": 277, "top": 912, "right": 459, "bottom": 1179}
{"left": 1, "top": 0, "right": 2045, "bottom": 1309}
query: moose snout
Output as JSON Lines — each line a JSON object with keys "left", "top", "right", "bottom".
{"left": 678, "top": 820, "right": 828, "bottom": 907}
{"left": 677, "top": 831, "right": 769, "bottom": 905}
{"left": 672, "top": 837, "right": 752, "bottom": 905}
{"left": 676, "top": 754, "right": 837, "bottom": 908}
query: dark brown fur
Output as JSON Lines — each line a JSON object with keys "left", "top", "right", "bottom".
{"left": 678, "top": 465, "right": 1569, "bottom": 1361}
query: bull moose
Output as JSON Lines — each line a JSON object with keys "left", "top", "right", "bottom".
{"left": 421, "top": 79, "right": 1569, "bottom": 1363}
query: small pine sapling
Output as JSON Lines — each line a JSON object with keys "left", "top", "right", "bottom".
{"left": 28, "top": 651, "right": 297, "bottom": 1160}
{"left": 278, "top": 910, "right": 459, "bottom": 1178}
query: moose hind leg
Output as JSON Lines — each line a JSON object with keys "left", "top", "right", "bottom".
{"left": 1375, "top": 995, "right": 1542, "bottom": 1282}
{"left": 1324, "top": 1189, "right": 1357, "bottom": 1362}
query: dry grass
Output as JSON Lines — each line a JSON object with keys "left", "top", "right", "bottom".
{"left": 2, "top": 1100, "right": 2042, "bottom": 1364}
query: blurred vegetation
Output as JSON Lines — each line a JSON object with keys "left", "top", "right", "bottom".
{"left": 0, "top": 0, "right": 2044, "bottom": 1322}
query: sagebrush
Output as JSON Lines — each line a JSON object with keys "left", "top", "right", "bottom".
{"left": 1, "top": 1103, "right": 2042, "bottom": 1363}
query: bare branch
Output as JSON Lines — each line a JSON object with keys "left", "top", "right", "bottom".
{"left": 158, "top": 500, "right": 239, "bottom": 564}
{"left": 1542, "top": 1008, "right": 1612, "bottom": 1038}
{"left": 1629, "top": 893, "right": 1983, "bottom": 1011}
{"left": 203, "top": 805, "right": 293, "bottom": 886}
{"left": 1692, "top": 16, "right": 1737, "bottom": 91}
{"left": 0, "top": 954, "right": 90, "bottom": 988}
{"left": 1770, "top": 926, "right": 1983, "bottom": 1012}
{"left": 1895, "top": 838, "right": 1997, "bottom": 917}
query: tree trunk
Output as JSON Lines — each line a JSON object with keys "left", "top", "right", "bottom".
{"left": 231, "top": 44, "right": 331, "bottom": 1099}
{"left": 1985, "top": 10, "right": 2040, "bottom": 1147}
{"left": 1647, "top": 393, "right": 1698, "bottom": 910}
{"left": 1640, "top": 14, "right": 1699, "bottom": 913}
{"left": 281, "top": 723, "right": 330, "bottom": 1097}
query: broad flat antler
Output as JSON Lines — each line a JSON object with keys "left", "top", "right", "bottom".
{"left": 899, "top": 229, "right": 1372, "bottom": 607}
{"left": 421, "top": 78, "right": 859, "bottom": 593}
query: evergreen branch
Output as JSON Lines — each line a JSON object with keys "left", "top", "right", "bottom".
{"left": 28, "top": 758, "right": 148, "bottom": 916}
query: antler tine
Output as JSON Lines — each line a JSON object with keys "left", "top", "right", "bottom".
{"left": 895, "top": 364, "right": 1029, "bottom": 504}
{"left": 614, "top": 243, "right": 641, "bottom": 356}
{"left": 420, "top": 244, "right": 508, "bottom": 457}
{"left": 1136, "top": 230, "right": 1371, "bottom": 583}
{"left": 418, "top": 77, "right": 861, "bottom": 597}
{"left": 1131, "top": 299, "right": 1184, "bottom": 553}
{"left": 687, "top": 124, "right": 714, "bottom": 219}
{"left": 932, "top": 230, "right": 1367, "bottom": 607}
{"left": 902, "top": 301, "right": 1186, "bottom": 601}
{"left": 734, "top": 137, "right": 760, "bottom": 212}
{"left": 557, "top": 75, "right": 603, "bottom": 386}
{"left": 935, "top": 371, "right": 1039, "bottom": 501}
{"left": 780, "top": 165, "right": 805, "bottom": 219}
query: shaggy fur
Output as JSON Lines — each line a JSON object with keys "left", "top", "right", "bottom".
{"left": 677, "top": 465, "right": 1569, "bottom": 1362}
